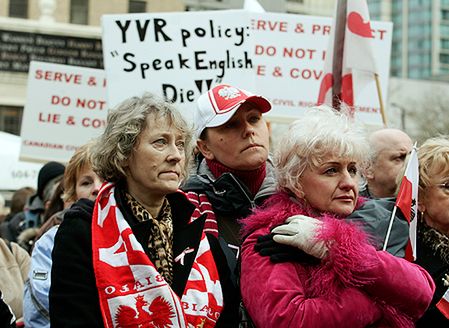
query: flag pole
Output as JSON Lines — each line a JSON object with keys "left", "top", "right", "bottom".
{"left": 332, "top": 0, "right": 347, "bottom": 110}
{"left": 374, "top": 73, "right": 387, "bottom": 126}
{"left": 383, "top": 142, "right": 418, "bottom": 252}
{"left": 383, "top": 205, "right": 397, "bottom": 251}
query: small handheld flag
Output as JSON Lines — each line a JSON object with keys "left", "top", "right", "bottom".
{"left": 383, "top": 143, "right": 419, "bottom": 261}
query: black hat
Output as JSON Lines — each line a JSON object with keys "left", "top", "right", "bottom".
{"left": 37, "top": 161, "right": 65, "bottom": 199}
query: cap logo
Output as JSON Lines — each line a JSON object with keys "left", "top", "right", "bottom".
{"left": 209, "top": 85, "right": 247, "bottom": 114}
{"left": 217, "top": 86, "right": 241, "bottom": 100}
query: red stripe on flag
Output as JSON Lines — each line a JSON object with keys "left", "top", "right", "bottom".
{"left": 436, "top": 288, "right": 449, "bottom": 319}
{"left": 404, "top": 240, "right": 414, "bottom": 262}
{"left": 395, "top": 177, "right": 413, "bottom": 222}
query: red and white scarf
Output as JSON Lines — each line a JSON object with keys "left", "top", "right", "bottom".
{"left": 92, "top": 182, "right": 223, "bottom": 327}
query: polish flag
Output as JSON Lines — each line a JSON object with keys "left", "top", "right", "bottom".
{"left": 395, "top": 146, "right": 419, "bottom": 261}
{"left": 317, "top": 0, "right": 378, "bottom": 109}
{"left": 437, "top": 287, "right": 449, "bottom": 319}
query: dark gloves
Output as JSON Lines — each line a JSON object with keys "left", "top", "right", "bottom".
{"left": 254, "top": 233, "right": 320, "bottom": 265}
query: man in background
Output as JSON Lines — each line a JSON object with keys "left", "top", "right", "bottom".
{"left": 361, "top": 128, "right": 413, "bottom": 199}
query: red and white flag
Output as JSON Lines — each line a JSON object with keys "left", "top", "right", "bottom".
{"left": 437, "top": 287, "right": 449, "bottom": 319}
{"left": 317, "top": 0, "right": 378, "bottom": 109}
{"left": 395, "top": 145, "right": 419, "bottom": 261}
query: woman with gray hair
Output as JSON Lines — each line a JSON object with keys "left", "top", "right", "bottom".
{"left": 240, "top": 106, "right": 434, "bottom": 327}
{"left": 50, "top": 93, "right": 236, "bottom": 327}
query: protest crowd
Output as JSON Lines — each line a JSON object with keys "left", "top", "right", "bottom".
{"left": 1, "top": 1, "right": 449, "bottom": 327}
{"left": 0, "top": 81, "right": 448, "bottom": 327}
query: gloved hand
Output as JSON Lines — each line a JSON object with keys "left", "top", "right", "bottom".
{"left": 271, "top": 215, "right": 329, "bottom": 259}
{"left": 254, "top": 233, "right": 321, "bottom": 264}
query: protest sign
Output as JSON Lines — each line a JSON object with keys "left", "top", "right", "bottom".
{"left": 250, "top": 12, "right": 392, "bottom": 125}
{"left": 102, "top": 10, "right": 254, "bottom": 115}
{"left": 0, "top": 132, "right": 42, "bottom": 190}
{"left": 101, "top": 10, "right": 392, "bottom": 125}
{"left": 20, "top": 61, "right": 107, "bottom": 163}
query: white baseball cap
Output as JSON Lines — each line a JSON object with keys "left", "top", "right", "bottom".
{"left": 194, "top": 84, "right": 272, "bottom": 138}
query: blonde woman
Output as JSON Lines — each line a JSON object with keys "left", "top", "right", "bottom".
{"left": 415, "top": 136, "right": 449, "bottom": 327}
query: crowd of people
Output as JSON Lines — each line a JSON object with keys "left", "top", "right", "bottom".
{"left": 0, "top": 83, "right": 448, "bottom": 327}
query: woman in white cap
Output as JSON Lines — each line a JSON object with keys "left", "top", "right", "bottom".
{"left": 184, "top": 84, "right": 275, "bottom": 253}
{"left": 183, "top": 84, "right": 276, "bottom": 325}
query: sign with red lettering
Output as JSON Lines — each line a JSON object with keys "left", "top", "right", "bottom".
{"left": 20, "top": 61, "right": 107, "bottom": 163}
{"left": 250, "top": 12, "right": 392, "bottom": 125}
{"left": 101, "top": 10, "right": 392, "bottom": 125}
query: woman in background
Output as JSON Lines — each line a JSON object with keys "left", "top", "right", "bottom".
{"left": 414, "top": 136, "right": 449, "bottom": 327}
{"left": 24, "top": 143, "right": 102, "bottom": 328}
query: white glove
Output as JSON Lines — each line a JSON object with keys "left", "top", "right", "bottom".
{"left": 271, "top": 215, "right": 328, "bottom": 259}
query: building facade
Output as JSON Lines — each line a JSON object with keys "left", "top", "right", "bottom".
{"left": 368, "top": 0, "right": 449, "bottom": 81}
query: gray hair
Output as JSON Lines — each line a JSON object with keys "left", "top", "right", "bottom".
{"left": 92, "top": 93, "right": 193, "bottom": 183}
{"left": 275, "top": 105, "right": 369, "bottom": 197}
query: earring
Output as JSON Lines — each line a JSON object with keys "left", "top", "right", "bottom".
{"left": 419, "top": 211, "right": 425, "bottom": 221}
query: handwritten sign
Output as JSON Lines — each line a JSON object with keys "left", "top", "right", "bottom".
{"left": 20, "top": 61, "right": 107, "bottom": 163}
{"left": 102, "top": 10, "right": 392, "bottom": 125}
{"left": 102, "top": 10, "right": 254, "bottom": 115}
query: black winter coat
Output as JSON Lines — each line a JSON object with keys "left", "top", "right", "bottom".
{"left": 415, "top": 223, "right": 449, "bottom": 327}
{"left": 49, "top": 186, "right": 238, "bottom": 327}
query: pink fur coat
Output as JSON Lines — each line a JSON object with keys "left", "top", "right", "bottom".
{"left": 240, "top": 192, "right": 434, "bottom": 328}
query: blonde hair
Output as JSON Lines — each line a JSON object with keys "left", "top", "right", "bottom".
{"left": 92, "top": 92, "right": 193, "bottom": 183}
{"left": 418, "top": 136, "right": 449, "bottom": 191}
{"left": 275, "top": 105, "right": 369, "bottom": 197}
{"left": 62, "top": 142, "right": 95, "bottom": 203}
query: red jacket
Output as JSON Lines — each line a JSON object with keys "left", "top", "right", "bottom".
{"left": 240, "top": 192, "right": 435, "bottom": 328}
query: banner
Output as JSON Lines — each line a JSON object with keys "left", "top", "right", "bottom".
{"left": 102, "top": 10, "right": 254, "bottom": 114}
{"left": 20, "top": 61, "right": 107, "bottom": 163}
{"left": 101, "top": 10, "right": 392, "bottom": 125}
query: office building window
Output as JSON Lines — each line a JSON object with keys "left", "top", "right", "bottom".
{"left": 9, "top": 0, "right": 28, "bottom": 18}
{"left": 70, "top": 0, "right": 89, "bottom": 25}
{"left": 443, "top": 10, "right": 449, "bottom": 21}
{"left": 129, "top": 0, "right": 147, "bottom": 13}
{"left": 0, "top": 106, "right": 23, "bottom": 136}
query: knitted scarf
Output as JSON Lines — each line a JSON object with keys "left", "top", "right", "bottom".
{"left": 92, "top": 183, "right": 223, "bottom": 327}
{"left": 206, "top": 158, "right": 266, "bottom": 196}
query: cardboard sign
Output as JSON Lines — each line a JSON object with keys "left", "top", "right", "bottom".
{"left": 101, "top": 10, "right": 392, "bottom": 125}
{"left": 20, "top": 61, "right": 107, "bottom": 163}
{"left": 102, "top": 10, "right": 254, "bottom": 115}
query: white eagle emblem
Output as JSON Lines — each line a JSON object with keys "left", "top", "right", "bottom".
{"left": 217, "top": 86, "right": 241, "bottom": 100}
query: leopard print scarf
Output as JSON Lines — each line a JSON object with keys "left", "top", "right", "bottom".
{"left": 419, "top": 220, "right": 449, "bottom": 265}
{"left": 125, "top": 193, "right": 174, "bottom": 285}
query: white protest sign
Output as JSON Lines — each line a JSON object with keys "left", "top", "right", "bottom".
{"left": 250, "top": 12, "right": 392, "bottom": 125}
{"left": 0, "top": 132, "right": 42, "bottom": 190}
{"left": 101, "top": 10, "right": 392, "bottom": 126}
{"left": 101, "top": 10, "right": 254, "bottom": 119}
{"left": 20, "top": 61, "right": 107, "bottom": 163}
